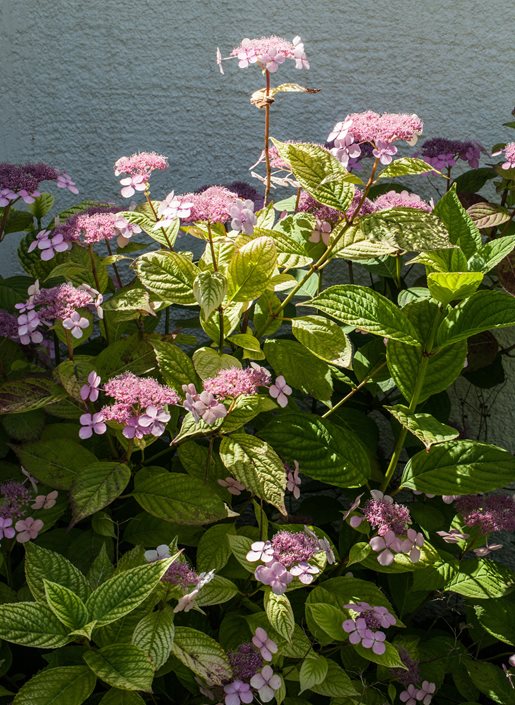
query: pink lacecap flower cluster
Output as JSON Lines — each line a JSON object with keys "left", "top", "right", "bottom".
{"left": 177, "top": 186, "right": 240, "bottom": 225}
{"left": 246, "top": 528, "right": 335, "bottom": 594}
{"left": 372, "top": 190, "right": 432, "bottom": 213}
{"left": 342, "top": 601, "right": 396, "bottom": 655}
{"left": 217, "top": 35, "right": 308, "bottom": 75}
{"left": 400, "top": 681, "right": 436, "bottom": 705}
{"left": 182, "top": 365, "right": 292, "bottom": 425}
{"left": 393, "top": 649, "right": 437, "bottom": 705}
{"left": 114, "top": 152, "right": 168, "bottom": 198}
{"left": 0, "top": 475, "right": 58, "bottom": 545}
{"left": 79, "top": 371, "right": 179, "bottom": 441}
{"left": 493, "top": 142, "right": 515, "bottom": 170}
{"left": 144, "top": 544, "right": 214, "bottom": 613}
{"left": 297, "top": 189, "right": 375, "bottom": 245}
{"left": 345, "top": 490, "right": 424, "bottom": 566}
{"left": 15, "top": 281, "right": 102, "bottom": 345}
{"left": 327, "top": 112, "right": 424, "bottom": 168}
{"left": 453, "top": 493, "right": 515, "bottom": 555}
{"left": 0, "top": 162, "right": 78, "bottom": 206}
{"left": 0, "top": 310, "right": 20, "bottom": 340}
{"left": 418, "top": 137, "right": 483, "bottom": 170}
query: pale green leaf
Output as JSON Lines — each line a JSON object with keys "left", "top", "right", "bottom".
{"left": 378, "top": 157, "right": 443, "bottom": 179}
{"left": 436, "top": 290, "right": 515, "bottom": 347}
{"left": 264, "top": 590, "right": 295, "bottom": 642}
{"left": 192, "top": 347, "right": 241, "bottom": 380}
{"left": 360, "top": 208, "right": 453, "bottom": 252}
{"left": 25, "top": 543, "right": 90, "bottom": 603}
{"left": 43, "top": 580, "right": 89, "bottom": 630}
{"left": 433, "top": 185, "right": 481, "bottom": 258}
{"left": 193, "top": 270, "right": 227, "bottom": 318}
{"left": 385, "top": 404, "right": 459, "bottom": 449}
{"left": 0, "top": 602, "right": 70, "bottom": 648}
{"left": 171, "top": 626, "right": 232, "bottom": 686}
{"left": 83, "top": 644, "right": 154, "bottom": 692}
{"left": 134, "top": 250, "right": 198, "bottom": 304}
{"left": 132, "top": 606, "right": 175, "bottom": 670}
{"left": 427, "top": 271, "right": 483, "bottom": 305}
{"left": 299, "top": 654, "right": 329, "bottom": 693}
{"left": 70, "top": 462, "right": 131, "bottom": 525}
{"left": 227, "top": 236, "right": 277, "bottom": 302}
{"left": 292, "top": 315, "right": 352, "bottom": 367}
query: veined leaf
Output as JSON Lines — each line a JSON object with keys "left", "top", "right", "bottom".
{"left": 378, "top": 157, "right": 444, "bottom": 179}
{"left": 330, "top": 221, "right": 398, "bottom": 260}
{"left": 0, "top": 378, "right": 65, "bottom": 414}
{"left": 171, "top": 627, "right": 232, "bottom": 686}
{"left": 43, "top": 580, "right": 89, "bottom": 630}
{"left": 427, "top": 271, "right": 483, "bottom": 305}
{"left": 134, "top": 250, "right": 198, "bottom": 304}
{"left": 436, "top": 290, "right": 515, "bottom": 346}
{"left": 360, "top": 208, "right": 453, "bottom": 252}
{"left": 132, "top": 606, "right": 175, "bottom": 670}
{"left": 25, "top": 543, "right": 90, "bottom": 603}
{"left": 470, "top": 234, "right": 515, "bottom": 273}
{"left": 433, "top": 185, "right": 481, "bottom": 258}
{"left": 70, "top": 462, "right": 131, "bottom": 525}
{"left": 299, "top": 654, "right": 329, "bottom": 693}
{"left": 14, "top": 439, "right": 97, "bottom": 490}
{"left": 401, "top": 440, "right": 515, "bottom": 495}
{"left": 12, "top": 666, "right": 96, "bottom": 705}
{"left": 219, "top": 434, "right": 286, "bottom": 514}
{"left": 0, "top": 602, "right": 70, "bottom": 648}
{"left": 291, "top": 315, "right": 352, "bottom": 367}
{"left": 150, "top": 338, "right": 200, "bottom": 393}
{"left": 83, "top": 644, "right": 154, "bottom": 692}
{"left": 193, "top": 270, "right": 227, "bottom": 318}
{"left": 227, "top": 236, "right": 277, "bottom": 302}
{"left": 466, "top": 201, "right": 511, "bottom": 229}
{"left": 445, "top": 560, "right": 515, "bottom": 599}
{"left": 307, "top": 284, "right": 420, "bottom": 346}
{"left": 385, "top": 405, "right": 459, "bottom": 449}
{"left": 264, "top": 590, "right": 295, "bottom": 642}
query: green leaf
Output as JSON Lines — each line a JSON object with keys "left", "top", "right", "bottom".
{"left": 133, "top": 467, "right": 231, "bottom": 524}
{"left": 196, "top": 524, "right": 235, "bottom": 572}
{"left": 259, "top": 412, "right": 370, "bottom": 488}
{"left": 273, "top": 140, "right": 355, "bottom": 212}
{"left": 401, "top": 440, "right": 515, "bottom": 494}
{"left": 132, "top": 606, "right": 175, "bottom": 670}
{"left": 473, "top": 595, "right": 515, "bottom": 645}
{"left": 192, "top": 347, "right": 241, "bottom": 380}
{"left": 453, "top": 167, "right": 497, "bottom": 193}
{"left": 360, "top": 208, "right": 453, "bottom": 252}
{"left": 305, "top": 602, "right": 347, "bottom": 642}
{"left": 150, "top": 338, "right": 199, "bottom": 392}
{"left": 0, "top": 602, "right": 70, "bottom": 648}
{"left": 25, "top": 543, "right": 90, "bottom": 603}
{"left": 444, "top": 559, "right": 515, "bottom": 599}
{"left": 307, "top": 285, "right": 420, "bottom": 346}
{"left": 378, "top": 157, "right": 443, "bottom": 179}
{"left": 83, "top": 644, "right": 154, "bottom": 692}
{"left": 291, "top": 315, "right": 352, "bottom": 367}
{"left": 196, "top": 576, "right": 239, "bottom": 607}
{"left": 466, "top": 201, "right": 512, "bottom": 229}
{"left": 227, "top": 535, "right": 256, "bottom": 572}
{"left": 433, "top": 185, "right": 481, "bottom": 258}
{"left": 436, "top": 290, "right": 515, "bottom": 347}
{"left": 299, "top": 654, "right": 329, "bottom": 693}
{"left": 0, "top": 378, "right": 65, "bottom": 414}
{"left": 14, "top": 439, "right": 97, "bottom": 490}
{"left": 464, "top": 659, "right": 515, "bottom": 704}
{"left": 309, "top": 660, "right": 358, "bottom": 698}
{"left": 193, "top": 271, "right": 227, "bottom": 318}
{"left": 219, "top": 433, "right": 286, "bottom": 514}
{"left": 85, "top": 557, "right": 176, "bottom": 627}
{"left": 221, "top": 394, "right": 276, "bottom": 434}
{"left": 99, "top": 690, "right": 146, "bottom": 705}
{"left": 43, "top": 580, "right": 89, "bottom": 630}
{"left": 470, "top": 234, "right": 515, "bottom": 273}
{"left": 12, "top": 666, "right": 96, "bottom": 705}
{"left": 70, "top": 462, "right": 131, "bottom": 525}
{"left": 171, "top": 626, "right": 232, "bottom": 686}
{"left": 353, "top": 642, "right": 406, "bottom": 668}
{"left": 330, "top": 221, "right": 399, "bottom": 260}
{"left": 264, "top": 590, "right": 295, "bottom": 642}
{"left": 427, "top": 272, "right": 483, "bottom": 305}
{"left": 134, "top": 250, "right": 198, "bottom": 304}
{"left": 264, "top": 339, "right": 333, "bottom": 404}
{"left": 227, "top": 236, "right": 277, "bottom": 302}
{"left": 385, "top": 405, "right": 459, "bottom": 450}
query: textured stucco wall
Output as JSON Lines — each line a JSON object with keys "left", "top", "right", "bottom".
{"left": 1, "top": 0, "right": 514, "bottom": 446}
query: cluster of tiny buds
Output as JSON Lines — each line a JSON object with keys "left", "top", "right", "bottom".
{"left": 0, "top": 470, "right": 58, "bottom": 545}
{"left": 246, "top": 528, "right": 334, "bottom": 595}
{"left": 344, "top": 490, "right": 424, "bottom": 566}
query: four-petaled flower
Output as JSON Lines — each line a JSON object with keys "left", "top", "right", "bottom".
{"left": 246, "top": 540, "right": 274, "bottom": 563}
{"left": 369, "top": 529, "right": 401, "bottom": 566}
{"left": 289, "top": 561, "right": 320, "bottom": 584}
{"left": 138, "top": 406, "right": 171, "bottom": 436}
{"left": 0, "top": 517, "right": 16, "bottom": 540}
{"left": 32, "top": 491, "right": 58, "bottom": 510}
{"left": 119, "top": 174, "right": 147, "bottom": 198}
{"left": 80, "top": 371, "right": 102, "bottom": 402}
{"left": 79, "top": 412, "right": 107, "bottom": 439}
{"left": 255, "top": 560, "right": 294, "bottom": 595}
{"left": 252, "top": 627, "right": 278, "bottom": 661}
{"left": 223, "top": 680, "right": 253, "bottom": 705}
{"left": 15, "top": 517, "right": 44, "bottom": 543}
{"left": 218, "top": 477, "right": 246, "bottom": 495}
{"left": 144, "top": 544, "right": 171, "bottom": 562}
{"left": 372, "top": 140, "right": 398, "bottom": 165}
{"left": 269, "top": 375, "right": 292, "bottom": 407}
{"left": 286, "top": 460, "right": 301, "bottom": 499}
{"left": 63, "top": 311, "right": 89, "bottom": 339}
{"left": 250, "top": 665, "right": 282, "bottom": 702}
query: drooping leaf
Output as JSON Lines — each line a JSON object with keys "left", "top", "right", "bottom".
{"left": 385, "top": 405, "right": 459, "bottom": 450}
{"left": 436, "top": 290, "right": 515, "bottom": 347}
{"left": 291, "top": 315, "right": 352, "bottom": 367}
{"left": 378, "top": 157, "right": 443, "bottom": 179}
{"left": 0, "top": 378, "right": 65, "bottom": 414}
{"left": 219, "top": 434, "right": 286, "bottom": 513}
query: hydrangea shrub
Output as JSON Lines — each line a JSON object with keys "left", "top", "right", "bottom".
{"left": 0, "top": 35, "right": 515, "bottom": 705}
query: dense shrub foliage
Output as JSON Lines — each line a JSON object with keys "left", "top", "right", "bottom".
{"left": 0, "top": 34, "right": 515, "bottom": 705}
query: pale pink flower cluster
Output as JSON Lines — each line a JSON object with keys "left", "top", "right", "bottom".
{"left": 71, "top": 211, "right": 122, "bottom": 245}
{"left": 15, "top": 282, "right": 101, "bottom": 345}
{"left": 372, "top": 190, "right": 432, "bottom": 213}
{"left": 342, "top": 601, "right": 396, "bottom": 655}
{"left": 114, "top": 152, "right": 168, "bottom": 198}
{"left": 204, "top": 365, "right": 271, "bottom": 398}
{"left": 0, "top": 475, "right": 58, "bottom": 545}
{"left": 493, "top": 142, "right": 515, "bottom": 170}
{"left": 182, "top": 186, "right": 240, "bottom": 224}
{"left": 328, "top": 112, "right": 423, "bottom": 167}
{"left": 247, "top": 529, "right": 332, "bottom": 594}
{"left": 345, "top": 490, "right": 424, "bottom": 566}
{"left": 218, "top": 35, "right": 308, "bottom": 74}
{"left": 156, "top": 191, "right": 194, "bottom": 227}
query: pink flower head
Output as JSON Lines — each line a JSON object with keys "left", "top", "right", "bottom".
{"left": 271, "top": 530, "right": 320, "bottom": 567}
{"left": 328, "top": 117, "right": 354, "bottom": 144}
{"left": 246, "top": 540, "right": 274, "bottom": 563}
{"left": 255, "top": 560, "right": 294, "bottom": 594}
{"left": 342, "top": 602, "right": 394, "bottom": 655}
{"left": 15, "top": 517, "right": 44, "bottom": 543}
{"left": 373, "top": 190, "right": 432, "bottom": 213}
{"left": 203, "top": 366, "right": 271, "bottom": 400}
{"left": 71, "top": 211, "right": 121, "bottom": 244}
{"left": 344, "top": 111, "right": 424, "bottom": 146}
{"left": 455, "top": 493, "right": 515, "bottom": 534}
{"left": 363, "top": 490, "right": 411, "bottom": 536}
{"left": 252, "top": 627, "right": 278, "bottom": 662}
{"left": 286, "top": 460, "right": 301, "bottom": 499}
{"left": 372, "top": 140, "right": 398, "bottom": 165}
{"left": 79, "top": 412, "right": 107, "bottom": 439}
{"left": 269, "top": 375, "right": 292, "bottom": 407}
{"left": 230, "top": 199, "right": 257, "bottom": 235}
{"left": 250, "top": 665, "right": 282, "bottom": 702}
{"left": 499, "top": 142, "right": 515, "bottom": 170}
{"left": 114, "top": 152, "right": 168, "bottom": 196}
{"left": 138, "top": 406, "right": 171, "bottom": 437}
{"left": 181, "top": 186, "right": 239, "bottom": 224}
{"left": 104, "top": 372, "right": 179, "bottom": 408}
{"left": 223, "top": 680, "right": 253, "bottom": 705}
{"left": 218, "top": 477, "right": 246, "bottom": 495}
{"left": 226, "top": 35, "right": 308, "bottom": 73}
{"left": 289, "top": 561, "right": 320, "bottom": 584}
{"left": 80, "top": 371, "right": 102, "bottom": 402}
{"left": 34, "top": 282, "right": 97, "bottom": 325}
{"left": 32, "top": 491, "right": 58, "bottom": 510}
{"left": 156, "top": 190, "right": 194, "bottom": 226}
{"left": 62, "top": 311, "right": 89, "bottom": 339}
{"left": 330, "top": 133, "right": 362, "bottom": 167}
{"left": 27, "top": 229, "right": 71, "bottom": 261}
{"left": 0, "top": 517, "right": 16, "bottom": 540}
{"left": 17, "top": 310, "right": 43, "bottom": 345}
{"left": 56, "top": 172, "right": 79, "bottom": 194}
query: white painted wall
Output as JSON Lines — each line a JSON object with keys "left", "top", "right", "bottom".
{"left": 1, "top": 0, "right": 514, "bottom": 446}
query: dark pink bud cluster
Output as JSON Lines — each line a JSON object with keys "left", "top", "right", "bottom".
{"left": 455, "top": 493, "right": 515, "bottom": 534}
{"left": 0, "top": 476, "right": 58, "bottom": 545}
{"left": 418, "top": 137, "right": 483, "bottom": 170}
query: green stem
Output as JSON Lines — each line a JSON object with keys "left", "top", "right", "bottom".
{"left": 64, "top": 329, "right": 74, "bottom": 360}
{"left": 207, "top": 221, "right": 225, "bottom": 351}
{"left": 394, "top": 254, "right": 402, "bottom": 290}
{"left": 145, "top": 192, "right": 174, "bottom": 249}
{"left": 381, "top": 309, "right": 442, "bottom": 492}
{"left": 263, "top": 70, "right": 272, "bottom": 206}
{"left": 105, "top": 238, "right": 123, "bottom": 288}
{"left": 322, "top": 361, "right": 387, "bottom": 418}
{"left": 0, "top": 202, "right": 13, "bottom": 241}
